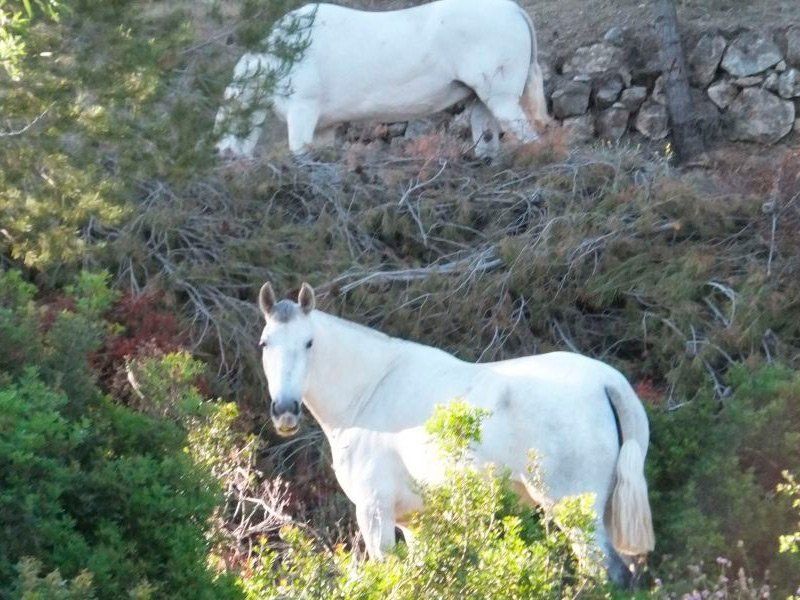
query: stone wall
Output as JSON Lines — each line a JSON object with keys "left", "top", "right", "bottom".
{"left": 339, "top": 25, "right": 800, "bottom": 152}
{"left": 549, "top": 26, "right": 800, "bottom": 146}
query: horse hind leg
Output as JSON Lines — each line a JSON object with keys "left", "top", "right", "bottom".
{"left": 474, "top": 91, "right": 539, "bottom": 145}
{"left": 522, "top": 62, "right": 554, "bottom": 131}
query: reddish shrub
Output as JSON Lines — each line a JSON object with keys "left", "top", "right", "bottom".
{"left": 634, "top": 378, "right": 664, "bottom": 407}
{"left": 91, "top": 290, "right": 187, "bottom": 395}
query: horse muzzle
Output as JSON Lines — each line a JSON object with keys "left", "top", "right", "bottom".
{"left": 271, "top": 399, "right": 301, "bottom": 436}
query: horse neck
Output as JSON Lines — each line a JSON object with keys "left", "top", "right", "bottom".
{"left": 303, "top": 311, "right": 400, "bottom": 434}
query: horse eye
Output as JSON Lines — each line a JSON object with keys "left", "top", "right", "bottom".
{"left": 306, "top": 339, "right": 313, "bottom": 349}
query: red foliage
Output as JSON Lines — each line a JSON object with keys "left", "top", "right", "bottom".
{"left": 91, "top": 290, "right": 187, "bottom": 394}
{"left": 38, "top": 295, "right": 77, "bottom": 332}
{"left": 634, "top": 378, "right": 664, "bottom": 407}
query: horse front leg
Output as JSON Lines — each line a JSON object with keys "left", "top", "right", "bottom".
{"left": 356, "top": 498, "right": 397, "bottom": 559}
{"left": 286, "top": 101, "right": 320, "bottom": 157}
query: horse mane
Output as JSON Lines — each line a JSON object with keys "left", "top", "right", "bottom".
{"left": 314, "top": 310, "right": 394, "bottom": 343}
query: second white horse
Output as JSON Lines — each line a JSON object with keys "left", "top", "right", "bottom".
{"left": 215, "top": 0, "right": 551, "bottom": 159}
{"left": 257, "top": 282, "right": 655, "bottom": 583}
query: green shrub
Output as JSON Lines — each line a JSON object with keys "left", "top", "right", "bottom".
{"left": 10, "top": 557, "right": 95, "bottom": 600}
{"left": 0, "top": 270, "right": 240, "bottom": 599}
{"left": 778, "top": 471, "right": 800, "bottom": 556}
{"left": 239, "top": 402, "right": 608, "bottom": 600}
{"left": 649, "top": 364, "right": 800, "bottom": 594}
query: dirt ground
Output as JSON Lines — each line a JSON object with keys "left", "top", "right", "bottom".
{"left": 524, "top": 0, "right": 800, "bottom": 65}
{"left": 340, "top": 0, "right": 800, "bottom": 64}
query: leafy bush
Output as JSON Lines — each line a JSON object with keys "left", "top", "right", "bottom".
{"left": 778, "top": 471, "right": 800, "bottom": 556}
{"left": 649, "top": 364, "right": 800, "bottom": 594}
{"left": 10, "top": 557, "right": 95, "bottom": 600}
{"left": 239, "top": 403, "right": 608, "bottom": 600}
{"left": 0, "top": 269, "right": 239, "bottom": 599}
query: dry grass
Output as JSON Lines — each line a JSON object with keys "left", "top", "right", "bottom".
{"left": 109, "top": 140, "right": 800, "bottom": 420}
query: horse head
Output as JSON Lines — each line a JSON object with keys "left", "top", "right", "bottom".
{"left": 257, "top": 281, "right": 316, "bottom": 436}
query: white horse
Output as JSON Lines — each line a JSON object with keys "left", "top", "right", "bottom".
{"left": 257, "top": 282, "right": 655, "bottom": 582}
{"left": 215, "top": 0, "right": 551, "bottom": 159}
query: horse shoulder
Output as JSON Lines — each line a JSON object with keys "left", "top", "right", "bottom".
{"left": 329, "top": 428, "right": 404, "bottom": 502}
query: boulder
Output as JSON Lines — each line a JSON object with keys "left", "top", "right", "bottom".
{"left": 764, "top": 72, "right": 780, "bottom": 92}
{"left": 603, "top": 26, "right": 625, "bottom": 47}
{"left": 721, "top": 31, "right": 782, "bottom": 77}
{"left": 562, "top": 114, "right": 595, "bottom": 144}
{"left": 726, "top": 87, "right": 794, "bottom": 144}
{"left": 635, "top": 100, "right": 669, "bottom": 140}
{"left": 593, "top": 74, "right": 624, "bottom": 109}
{"left": 619, "top": 86, "right": 648, "bottom": 112}
{"left": 562, "top": 42, "right": 631, "bottom": 84}
{"left": 404, "top": 118, "right": 438, "bottom": 139}
{"left": 707, "top": 79, "right": 739, "bottom": 109}
{"left": 688, "top": 32, "right": 727, "bottom": 87}
{"left": 778, "top": 68, "right": 800, "bottom": 99}
{"left": 448, "top": 111, "right": 471, "bottom": 139}
{"left": 652, "top": 74, "right": 666, "bottom": 105}
{"left": 691, "top": 88, "right": 722, "bottom": 140}
{"left": 787, "top": 26, "right": 800, "bottom": 67}
{"left": 733, "top": 75, "right": 764, "bottom": 87}
{"left": 775, "top": 60, "right": 788, "bottom": 72}
{"left": 551, "top": 79, "right": 592, "bottom": 119}
{"left": 596, "top": 104, "right": 630, "bottom": 142}
{"left": 386, "top": 122, "right": 408, "bottom": 138}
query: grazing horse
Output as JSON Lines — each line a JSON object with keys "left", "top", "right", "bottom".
{"left": 257, "top": 282, "right": 655, "bottom": 582}
{"left": 215, "top": 0, "right": 551, "bottom": 159}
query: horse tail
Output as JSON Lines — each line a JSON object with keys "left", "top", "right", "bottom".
{"left": 605, "top": 384, "right": 655, "bottom": 556}
{"left": 517, "top": 8, "right": 552, "bottom": 129}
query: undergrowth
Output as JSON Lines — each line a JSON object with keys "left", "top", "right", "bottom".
{"left": 3, "top": 0, "right": 800, "bottom": 597}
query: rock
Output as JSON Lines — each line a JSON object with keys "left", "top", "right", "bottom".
{"left": 551, "top": 80, "right": 592, "bottom": 118}
{"left": 540, "top": 62, "right": 556, "bottom": 93}
{"left": 733, "top": 75, "right": 764, "bottom": 87}
{"left": 652, "top": 75, "right": 666, "bottom": 105}
{"left": 688, "top": 32, "right": 727, "bottom": 87}
{"left": 726, "top": 87, "right": 795, "bottom": 144}
{"left": 707, "top": 79, "right": 739, "bottom": 109}
{"left": 448, "top": 111, "right": 471, "bottom": 139}
{"left": 778, "top": 69, "right": 800, "bottom": 99}
{"left": 619, "top": 86, "right": 648, "bottom": 112}
{"left": 764, "top": 72, "right": 780, "bottom": 92}
{"left": 386, "top": 122, "right": 407, "bottom": 137}
{"left": 721, "top": 31, "right": 782, "bottom": 77}
{"left": 775, "top": 60, "right": 787, "bottom": 72}
{"left": 635, "top": 100, "right": 669, "bottom": 140}
{"left": 562, "top": 42, "right": 631, "bottom": 84}
{"left": 404, "top": 118, "right": 438, "bottom": 138}
{"left": 593, "top": 74, "right": 624, "bottom": 109}
{"left": 603, "top": 26, "right": 625, "bottom": 47}
{"left": 390, "top": 136, "right": 407, "bottom": 152}
{"left": 691, "top": 88, "right": 722, "bottom": 140}
{"left": 562, "top": 114, "right": 595, "bottom": 144}
{"left": 597, "top": 104, "right": 630, "bottom": 142}
{"left": 787, "top": 27, "right": 800, "bottom": 67}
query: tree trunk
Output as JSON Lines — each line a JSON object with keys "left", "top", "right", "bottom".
{"left": 652, "top": 0, "right": 705, "bottom": 162}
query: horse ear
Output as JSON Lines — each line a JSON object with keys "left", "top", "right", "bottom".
{"left": 258, "top": 282, "right": 276, "bottom": 317}
{"left": 298, "top": 282, "right": 315, "bottom": 314}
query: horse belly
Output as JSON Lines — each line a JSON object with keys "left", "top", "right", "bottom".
{"left": 472, "top": 382, "right": 619, "bottom": 503}
{"left": 322, "top": 79, "right": 471, "bottom": 126}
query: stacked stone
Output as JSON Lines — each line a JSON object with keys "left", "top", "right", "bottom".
{"left": 693, "top": 29, "right": 799, "bottom": 144}
{"left": 549, "top": 25, "right": 800, "bottom": 146}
